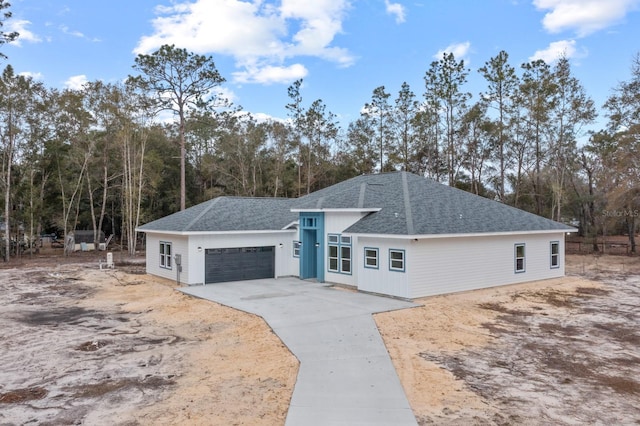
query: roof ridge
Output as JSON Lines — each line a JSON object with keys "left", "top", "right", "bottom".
{"left": 358, "top": 183, "right": 366, "bottom": 208}
{"left": 401, "top": 172, "right": 415, "bottom": 234}
{"left": 184, "top": 197, "right": 222, "bottom": 231}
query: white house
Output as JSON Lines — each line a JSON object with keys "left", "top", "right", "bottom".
{"left": 137, "top": 172, "right": 575, "bottom": 299}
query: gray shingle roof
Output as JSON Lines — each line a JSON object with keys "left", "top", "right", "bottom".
{"left": 137, "top": 197, "right": 298, "bottom": 233}
{"left": 293, "top": 172, "right": 575, "bottom": 235}
{"left": 139, "top": 172, "right": 574, "bottom": 236}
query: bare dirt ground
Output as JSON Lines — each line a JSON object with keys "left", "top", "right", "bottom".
{"left": 0, "top": 253, "right": 298, "bottom": 425}
{"left": 1, "top": 251, "right": 639, "bottom": 425}
{"left": 376, "top": 254, "right": 640, "bottom": 425}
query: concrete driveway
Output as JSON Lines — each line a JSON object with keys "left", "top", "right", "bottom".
{"left": 181, "top": 277, "right": 418, "bottom": 426}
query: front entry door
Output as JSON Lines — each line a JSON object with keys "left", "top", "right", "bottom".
{"left": 300, "top": 229, "right": 317, "bottom": 279}
{"left": 299, "top": 212, "right": 324, "bottom": 282}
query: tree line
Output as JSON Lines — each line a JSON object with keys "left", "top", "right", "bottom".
{"left": 0, "top": 40, "right": 639, "bottom": 259}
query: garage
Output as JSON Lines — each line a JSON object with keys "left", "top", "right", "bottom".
{"left": 205, "top": 246, "right": 275, "bottom": 283}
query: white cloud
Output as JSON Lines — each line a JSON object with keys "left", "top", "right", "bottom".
{"left": 60, "top": 25, "right": 84, "bottom": 38}
{"left": 64, "top": 75, "right": 88, "bottom": 90}
{"left": 385, "top": 0, "right": 406, "bottom": 24}
{"left": 529, "top": 39, "right": 580, "bottom": 62}
{"left": 534, "top": 0, "right": 640, "bottom": 37}
{"left": 433, "top": 41, "right": 471, "bottom": 61}
{"left": 233, "top": 63, "right": 308, "bottom": 84}
{"left": 251, "top": 112, "right": 286, "bottom": 123}
{"left": 6, "top": 20, "right": 42, "bottom": 46}
{"left": 134, "top": 0, "right": 354, "bottom": 85}
{"left": 18, "top": 71, "right": 44, "bottom": 81}
{"left": 60, "top": 25, "right": 101, "bottom": 42}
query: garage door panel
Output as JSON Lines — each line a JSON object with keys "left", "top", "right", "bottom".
{"left": 205, "top": 246, "right": 275, "bottom": 284}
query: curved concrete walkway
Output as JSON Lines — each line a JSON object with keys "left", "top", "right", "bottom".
{"left": 181, "top": 278, "right": 418, "bottom": 425}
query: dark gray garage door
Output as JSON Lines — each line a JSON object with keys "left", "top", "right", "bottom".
{"left": 205, "top": 246, "right": 275, "bottom": 284}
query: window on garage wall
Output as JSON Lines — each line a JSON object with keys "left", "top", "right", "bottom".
{"left": 550, "top": 241, "right": 559, "bottom": 268}
{"left": 293, "top": 241, "right": 301, "bottom": 257}
{"left": 364, "top": 247, "right": 379, "bottom": 269}
{"left": 515, "top": 243, "right": 525, "bottom": 273}
{"left": 160, "top": 241, "right": 172, "bottom": 269}
{"left": 389, "top": 249, "right": 405, "bottom": 272}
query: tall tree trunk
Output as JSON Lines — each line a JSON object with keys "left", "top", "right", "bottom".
{"left": 59, "top": 150, "right": 91, "bottom": 256}
{"left": 132, "top": 134, "right": 147, "bottom": 255}
{"left": 3, "top": 142, "right": 12, "bottom": 261}
{"left": 86, "top": 173, "right": 98, "bottom": 245}
{"left": 179, "top": 110, "right": 186, "bottom": 211}
{"left": 98, "top": 163, "right": 108, "bottom": 245}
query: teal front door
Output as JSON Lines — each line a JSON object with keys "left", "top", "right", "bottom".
{"left": 299, "top": 212, "right": 324, "bottom": 282}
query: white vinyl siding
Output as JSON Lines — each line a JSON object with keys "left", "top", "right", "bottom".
{"left": 357, "top": 238, "right": 410, "bottom": 298}
{"left": 407, "top": 233, "right": 567, "bottom": 298}
{"left": 144, "top": 231, "right": 297, "bottom": 285}
{"left": 144, "top": 234, "right": 189, "bottom": 283}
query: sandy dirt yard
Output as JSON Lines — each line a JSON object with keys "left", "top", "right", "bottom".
{"left": 0, "top": 258, "right": 298, "bottom": 425}
{"left": 376, "top": 254, "right": 640, "bottom": 425}
{"left": 1, "top": 254, "right": 639, "bottom": 425}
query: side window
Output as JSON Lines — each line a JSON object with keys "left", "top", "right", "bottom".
{"left": 327, "top": 234, "right": 351, "bottom": 274}
{"left": 389, "top": 249, "right": 405, "bottom": 272}
{"left": 341, "top": 245, "right": 351, "bottom": 273}
{"left": 364, "top": 248, "right": 379, "bottom": 269}
{"left": 293, "top": 241, "right": 301, "bottom": 258}
{"left": 550, "top": 241, "right": 559, "bottom": 268}
{"left": 160, "top": 241, "right": 172, "bottom": 269}
{"left": 328, "top": 243, "right": 339, "bottom": 272}
{"left": 515, "top": 243, "right": 525, "bottom": 273}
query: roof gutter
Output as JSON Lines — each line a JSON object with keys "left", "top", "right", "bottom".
{"left": 347, "top": 228, "right": 578, "bottom": 239}
{"left": 135, "top": 229, "right": 297, "bottom": 236}
{"left": 290, "top": 208, "right": 381, "bottom": 213}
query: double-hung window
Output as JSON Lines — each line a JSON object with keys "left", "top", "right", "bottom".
{"left": 160, "top": 241, "right": 172, "bottom": 269}
{"left": 364, "top": 248, "right": 379, "bottom": 269}
{"left": 293, "top": 241, "right": 301, "bottom": 258}
{"left": 515, "top": 243, "right": 525, "bottom": 273}
{"left": 550, "top": 241, "right": 559, "bottom": 268}
{"left": 389, "top": 249, "right": 405, "bottom": 272}
{"left": 340, "top": 235, "right": 352, "bottom": 273}
{"left": 328, "top": 234, "right": 352, "bottom": 274}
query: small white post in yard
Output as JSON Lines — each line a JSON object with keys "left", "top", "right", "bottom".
{"left": 106, "top": 252, "right": 114, "bottom": 269}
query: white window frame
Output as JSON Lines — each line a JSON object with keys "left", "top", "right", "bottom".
{"left": 328, "top": 233, "right": 351, "bottom": 275}
{"left": 160, "top": 241, "right": 172, "bottom": 270}
{"left": 389, "top": 249, "right": 405, "bottom": 272}
{"left": 293, "top": 241, "right": 301, "bottom": 258}
{"left": 515, "top": 243, "right": 525, "bottom": 273}
{"left": 341, "top": 244, "right": 352, "bottom": 274}
{"left": 550, "top": 241, "right": 560, "bottom": 269}
{"left": 364, "top": 247, "right": 379, "bottom": 269}
{"left": 328, "top": 239, "right": 339, "bottom": 272}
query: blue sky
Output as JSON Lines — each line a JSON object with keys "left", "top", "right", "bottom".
{"left": 4, "top": 0, "right": 640, "bottom": 129}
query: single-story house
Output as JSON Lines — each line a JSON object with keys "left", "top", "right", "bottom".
{"left": 137, "top": 172, "right": 576, "bottom": 299}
